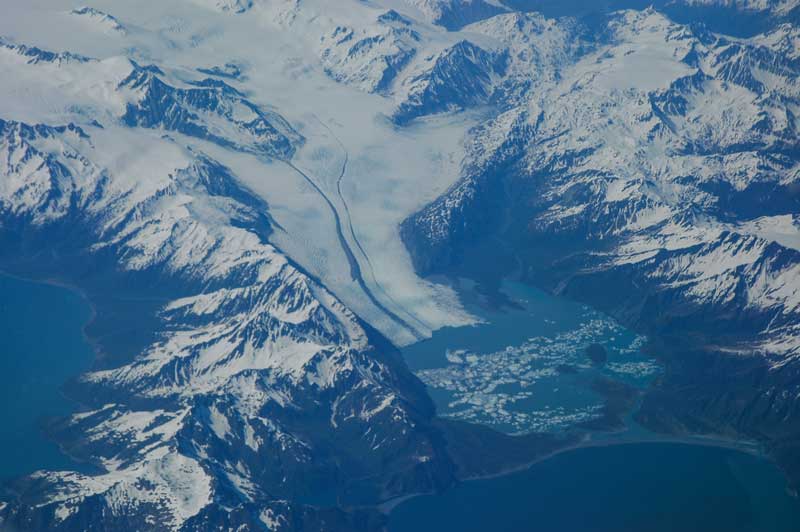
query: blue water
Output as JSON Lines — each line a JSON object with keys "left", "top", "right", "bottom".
{"left": 397, "top": 280, "right": 800, "bottom": 530}
{"left": 404, "top": 279, "right": 619, "bottom": 371}
{"left": 402, "top": 280, "right": 658, "bottom": 434}
{"left": 390, "top": 442, "right": 800, "bottom": 532}
{"left": 0, "top": 273, "right": 95, "bottom": 479}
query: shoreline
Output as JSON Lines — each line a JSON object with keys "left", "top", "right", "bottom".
{"left": 0, "top": 271, "right": 106, "bottom": 483}
{"left": 0, "top": 269, "right": 100, "bottom": 365}
{"left": 0, "top": 272, "right": 794, "bottom": 520}
{"left": 463, "top": 431, "right": 762, "bottom": 484}
{"left": 379, "top": 276, "right": 780, "bottom": 515}
{"left": 376, "top": 428, "right": 770, "bottom": 515}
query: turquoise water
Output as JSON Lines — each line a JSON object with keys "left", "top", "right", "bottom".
{"left": 397, "top": 281, "right": 800, "bottom": 530}
{"left": 402, "top": 280, "right": 658, "bottom": 434}
{"left": 0, "top": 274, "right": 95, "bottom": 479}
{"left": 404, "top": 279, "right": 625, "bottom": 371}
{"left": 390, "top": 442, "right": 800, "bottom": 532}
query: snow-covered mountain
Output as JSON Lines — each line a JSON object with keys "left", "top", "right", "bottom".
{"left": 401, "top": 5, "right": 800, "bottom": 490}
{"left": 671, "top": 0, "right": 800, "bottom": 15}
{"left": 0, "top": 109, "right": 452, "bottom": 529}
{"left": 0, "top": 4, "right": 462, "bottom": 527}
{"left": 399, "top": 0, "right": 508, "bottom": 29}
{"left": 404, "top": 8, "right": 800, "bottom": 360}
{"left": 70, "top": 6, "right": 129, "bottom": 35}
{"left": 0, "top": 1, "right": 798, "bottom": 530}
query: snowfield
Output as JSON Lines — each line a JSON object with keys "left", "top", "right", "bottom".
{"left": 0, "top": 0, "right": 481, "bottom": 347}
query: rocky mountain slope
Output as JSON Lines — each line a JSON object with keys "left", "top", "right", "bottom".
{"left": 0, "top": 22, "right": 456, "bottom": 529}
{"left": 405, "top": 7, "right": 800, "bottom": 360}
{"left": 0, "top": 113, "right": 449, "bottom": 529}
{"left": 402, "top": 5, "right": 800, "bottom": 489}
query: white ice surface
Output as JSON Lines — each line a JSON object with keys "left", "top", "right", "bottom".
{"left": 0, "top": 0, "right": 478, "bottom": 345}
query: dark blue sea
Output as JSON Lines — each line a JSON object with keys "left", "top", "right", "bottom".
{"left": 397, "top": 280, "right": 800, "bottom": 531}
{"left": 0, "top": 274, "right": 94, "bottom": 480}
{"left": 390, "top": 442, "right": 800, "bottom": 532}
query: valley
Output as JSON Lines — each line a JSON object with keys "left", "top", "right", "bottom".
{"left": 0, "top": 1, "right": 799, "bottom": 530}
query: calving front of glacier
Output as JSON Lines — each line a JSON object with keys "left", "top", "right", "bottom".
{"left": 405, "top": 6, "right": 800, "bottom": 361}
{"left": 0, "top": 0, "right": 799, "bottom": 531}
{"left": 0, "top": 2, "right": 481, "bottom": 528}
{"left": 402, "top": 0, "right": 800, "bottom": 506}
